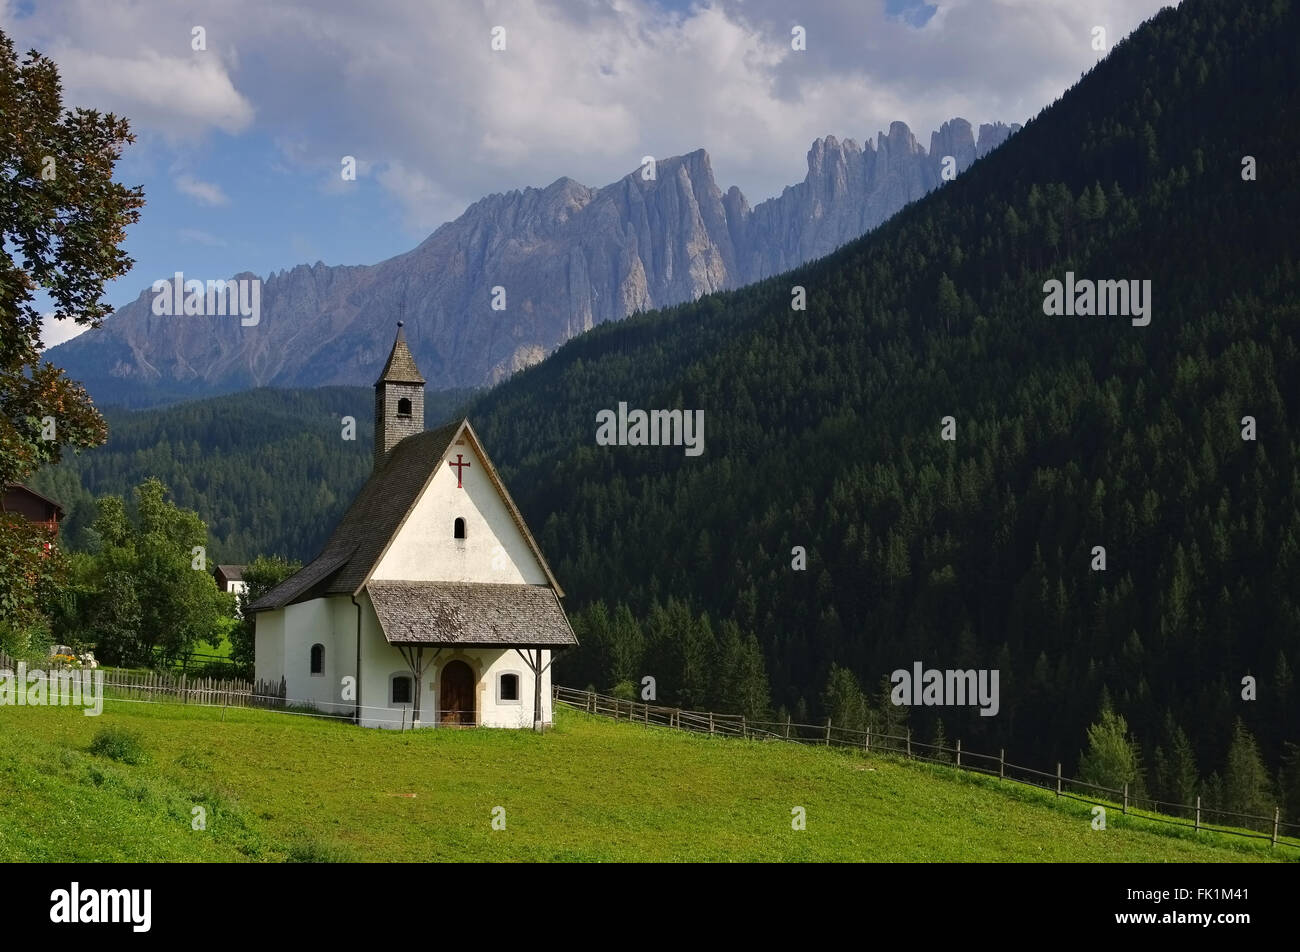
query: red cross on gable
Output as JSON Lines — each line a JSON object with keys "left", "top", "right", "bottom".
{"left": 448, "top": 453, "right": 471, "bottom": 488}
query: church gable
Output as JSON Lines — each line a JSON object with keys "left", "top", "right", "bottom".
{"left": 252, "top": 326, "right": 565, "bottom": 614}
{"left": 370, "top": 424, "right": 553, "bottom": 588}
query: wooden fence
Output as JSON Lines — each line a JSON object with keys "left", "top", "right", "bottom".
{"left": 0, "top": 649, "right": 285, "bottom": 709}
{"left": 553, "top": 684, "right": 1300, "bottom": 851}
{"left": 99, "top": 669, "right": 288, "bottom": 709}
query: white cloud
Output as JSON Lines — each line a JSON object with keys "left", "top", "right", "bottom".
{"left": 40, "top": 313, "right": 91, "bottom": 349}
{"left": 174, "top": 174, "right": 230, "bottom": 206}
{"left": 2, "top": 0, "right": 1177, "bottom": 230}
{"left": 56, "top": 50, "right": 254, "bottom": 138}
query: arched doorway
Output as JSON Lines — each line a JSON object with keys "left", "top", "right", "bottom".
{"left": 440, "top": 660, "right": 475, "bottom": 726}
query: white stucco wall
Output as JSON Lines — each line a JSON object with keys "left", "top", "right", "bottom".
{"left": 253, "top": 608, "right": 285, "bottom": 684}
{"left": 280, "top": 596, "right": 348, "bottom": 714}
{"left": 357, "top": 596, "right": 553, "bottom": 729}
{"left": 370, "top": 436, "right": 548, "bottom": 586}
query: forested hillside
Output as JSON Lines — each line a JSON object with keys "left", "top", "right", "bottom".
{"left": 33, "top": 0, "right": 1300, "bottom": 818}
{"left": 30, "top": 387, "right": 473, "bottom": 560}
{"left": 460, "top": 0, "right": 1299, "bottom": 797}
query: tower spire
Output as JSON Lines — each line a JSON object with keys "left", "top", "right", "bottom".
{"left": 374, "top": 321, "right": 425, "bottom": 469}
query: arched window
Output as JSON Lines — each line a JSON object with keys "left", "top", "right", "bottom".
{"left": 391, "top": 675, "right": 412, "bottom": 705}
{"left": 310, "top": 643, "right": 325, "bottom": 676}
{"left": 396, "top": 397, "right": 412, "bottom": 418}
{"left": 453, "top": 517, "right": 466, "bottom": 540}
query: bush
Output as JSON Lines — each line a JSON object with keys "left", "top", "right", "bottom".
{"left": 0, "top": 616, "right": 53, "bottom": 660}
{"left": 185, "top": 660, "right": 247, "bottom": 680}
{"left": 88, "top": 727, "right": 149, "bottom": 765}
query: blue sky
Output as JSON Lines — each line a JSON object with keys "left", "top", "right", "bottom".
{"left": 1, "top": 0, "right": 1174, "bottom": 346}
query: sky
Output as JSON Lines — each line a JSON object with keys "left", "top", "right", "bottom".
{"left": 0, "top": 0, "right": 1177, "bottom": 347}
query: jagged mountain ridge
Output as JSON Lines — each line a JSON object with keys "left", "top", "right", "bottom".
{"left": 51, "top": 119, "right": 1019, "bottom": 406}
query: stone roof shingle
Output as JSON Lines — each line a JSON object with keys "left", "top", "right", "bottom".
{"left": 375, "top": 324, "right": 425, "bottom": 385}
{"left": 366, "top": 581, "right": 577, "bottom": 647}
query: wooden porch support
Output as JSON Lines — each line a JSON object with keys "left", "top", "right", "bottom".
{"left": 513, "top": 647, "right": 557, "bottom": 733}
{"left": 396, "top": 644, "right": 440, "bottom": 726}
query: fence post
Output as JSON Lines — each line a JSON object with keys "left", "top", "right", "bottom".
{"left": 865, "top": 727, "right": 870, "bottom": 752}
{"left": 906, "top": 728, "right": 911, "bottom": 759}
{"left": 645, "top": 703, "right": 650, "bottom": 728}
{"left": 740, "top": 715, "right": 746, "bottom": 739}
{"left": 825, "top": 718, "right": 831, "bottom": 746}
{"left": 956, "top": 739, "right": 962, "bottom": 768}
{"left": 1056, "top": 763, "right": 1062, "bottom": 797}
{"left": 785, "top": 715, "right": 791, "bottom": 739}
{"left": 1273, "top": 807, "right": 1280, "bottom": 848}
{"left": 999, "top": 748, "right": 1005, "bottom": 780}
{"left": 1123, "top": 783, "right": 1129, "bottom": 815}
{"left": 709, "top": 712, "right": 714, "bottom": 734}
{"left": 1196, "top": 796, "right": 1201, "bottom": 832}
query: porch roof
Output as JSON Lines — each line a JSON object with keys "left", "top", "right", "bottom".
{"left": 366, "top": 581, "right": 578, "bottom": 648}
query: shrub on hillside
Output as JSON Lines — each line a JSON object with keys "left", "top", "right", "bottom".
{"left": 89, "top": 727, "right": 149, "bottom": 765}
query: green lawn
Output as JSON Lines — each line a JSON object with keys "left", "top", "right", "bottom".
{"left": 0, "top": 701, "right": 1291, "bottom": 862}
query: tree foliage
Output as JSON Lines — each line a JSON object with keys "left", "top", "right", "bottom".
{"left": 1, "top": 28, "right": 142, "bottom": 634}
{"left": 0, "top": 28, "right": 142, "bottom": 486}
{"left": 1077, "top": 698, "right": 1146, "bottom": 797}
{"left": 60, "top": 478, "right": 233, "bottom": 667}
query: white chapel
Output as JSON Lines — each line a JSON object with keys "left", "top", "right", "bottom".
{"left": 251, "top": 323, "right": 577, "bottom": 729}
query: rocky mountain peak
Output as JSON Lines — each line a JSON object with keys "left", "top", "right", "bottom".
{"left": 52, "top": 118, "right": 1020, "bottom": 406}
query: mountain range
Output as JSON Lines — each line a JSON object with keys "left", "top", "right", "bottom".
{"left": 50, "top": 119, "right": 1018, "bottom": 407}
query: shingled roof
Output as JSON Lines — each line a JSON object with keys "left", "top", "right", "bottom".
{"left": 375, "top": 322, "right": 425, "bottom": 385}
{"left": 250, "top": 418, "right": 564, "bottom": 611}
{"left": 367, "top": 581, "right": 577, "bottom": 647}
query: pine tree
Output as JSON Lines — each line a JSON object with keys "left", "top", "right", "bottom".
{"left": 1152, "top": 711, "right": 1199, "bottom": 815}
{"left": 729, "top": 627, "right": 771, "bottom": 722}
{"left": 606, "top": 602, "right": 644, "bottom": 687}
{"left": 672, "top": 607, "right": 714, "bottom": 709}
{"left": 872, "top": 675, "right": 909, "bottom": 753}
{"left": 1223, "top": 718, "right": 1274, "bottom": 830}
{"left": 1278, "top": 742, "right": 1300, "bottom": 824}
{"left": 931, "top": 717, "right": 953, "bottom": 764}
{"left": 937, "top": 273, "right": 960, "bottom": 335}
{"left": 1077, "top": 697, "right": 1145, "bottom": 797}
{"left": 821, "top": 663, "right": 868, "bottom": 734}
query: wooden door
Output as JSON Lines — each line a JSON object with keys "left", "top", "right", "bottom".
{"left": 440, "top": 660, "right": 475, "bottom": 726}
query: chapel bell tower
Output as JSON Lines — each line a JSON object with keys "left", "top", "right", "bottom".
{"left": 374, "top": 321, "right": 425, "bottom": 470}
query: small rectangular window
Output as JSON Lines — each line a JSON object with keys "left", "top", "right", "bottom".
{"left": 392, "top": 676, "right": 412, "bottom": 704}
{"left": 500, "top": 673, "right": 520, "bottom": 702}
